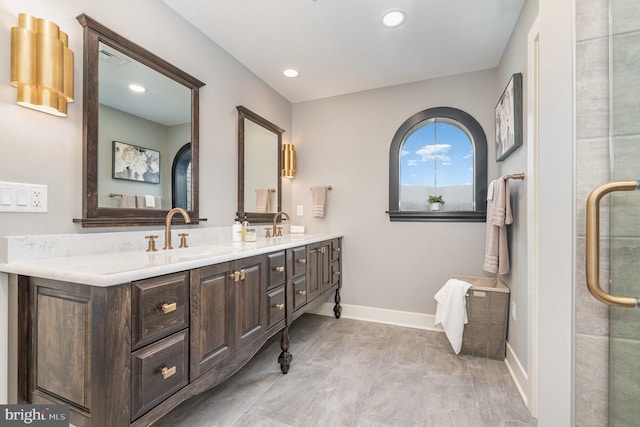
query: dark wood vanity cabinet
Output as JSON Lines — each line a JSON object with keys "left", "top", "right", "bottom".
{"left": 17, "top": 238, "right": 342, "bottom": 427}
{"left": 189, "top": 255, "right": 267, "bottom": 380}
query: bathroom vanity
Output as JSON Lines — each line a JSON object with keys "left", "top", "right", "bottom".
{"left": 1, "top": 231, "right": 342, "bottom": 427}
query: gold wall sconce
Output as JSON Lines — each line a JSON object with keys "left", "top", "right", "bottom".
{"left": 10, "top": 13, "right": 74, "bottom": 117}
{"left": 282, "top": 143, "right": 296, "bottom": 178}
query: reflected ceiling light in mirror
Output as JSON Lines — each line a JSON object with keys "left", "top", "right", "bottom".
{"left": 381, "top": 9, "right": 406, "bottom": 28}
{"left": 128, "top": 83, "right": 147, "bottom": 93}
{"left": 10, "top": 13, "right": 74, "bottom": 117}
{"left": 282, "top": 143, "right": 296, "bottom": 178}
{"left": 282, "top": 68, "right": 299, "bottom": 78}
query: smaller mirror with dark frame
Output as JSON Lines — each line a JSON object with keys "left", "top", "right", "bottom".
{"left": 237, "top": 106, "right": 285, "bottom": 223}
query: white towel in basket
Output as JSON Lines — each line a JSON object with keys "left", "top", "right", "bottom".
{"left": 434, "top": 278, "right": 473, "bottom": 354}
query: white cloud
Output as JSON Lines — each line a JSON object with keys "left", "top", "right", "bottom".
{"left": 407, "top": 160, "right": 418, "bottom": 166}
{"left": 401, "top": 149, "right": 410, "bottom": 156}
{"left": 416, "top": 144, "right": 451, "bottom": 162}
{"left": 464, "top": 152, "right": 473, "bottom": 159}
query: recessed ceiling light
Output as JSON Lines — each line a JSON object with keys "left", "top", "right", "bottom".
{"left": 282, "top": 68, "right": 299, "bottom": 78}
{"left": 381, "top": 9, "right": 406, "bottom": 28}
{"left": 129, "top": 83, "right": 147, "bottom": 93}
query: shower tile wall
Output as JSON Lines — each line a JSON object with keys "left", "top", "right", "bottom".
{"left": 575, "top": 0, "right": 610, "bottom": 425}
{"left": 609, "top": 0, "right": 640, "bottom": 424}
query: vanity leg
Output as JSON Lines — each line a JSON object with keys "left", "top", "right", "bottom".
{"left": 334, "top": 288, "right": 342, "bottom": 319}
{"left": 278, "top": 326, "right": 292, "bottom": 374}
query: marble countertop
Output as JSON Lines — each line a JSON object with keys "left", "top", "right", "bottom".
{"left": 0, "top": 230, "right": 342, "bottom": 287}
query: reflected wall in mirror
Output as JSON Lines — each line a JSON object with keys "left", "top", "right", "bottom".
{"left": 237, "top": 106, "right": 284, "bottom": 223}
{"left": 75, "top": 14, "right": 205, "bottom": 227}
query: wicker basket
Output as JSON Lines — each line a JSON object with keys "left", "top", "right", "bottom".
{"left": 452, "top": 275, "right": 510, "bottom": 360}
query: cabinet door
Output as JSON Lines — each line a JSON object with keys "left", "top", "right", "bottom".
{"left": 190, "top": 262, "right": 233, "bottom": 380}
{"left": 233, "top": 255, "right": 267, "bottom": 350}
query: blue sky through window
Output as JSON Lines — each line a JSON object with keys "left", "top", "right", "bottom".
{"left": 400, "top": 121, "right": 473, "bottom": 188}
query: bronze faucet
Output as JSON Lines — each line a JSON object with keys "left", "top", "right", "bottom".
{"left": 164, "top": 207, "right": 191, "bottom": 250}
{"left": 272, "top": 211, "right": 289, "bottom": 236}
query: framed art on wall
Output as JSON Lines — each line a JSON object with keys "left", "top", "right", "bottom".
{"left": 495, "top": 73, "right": 523, "bottom": 162}
{"left": 112, "top": 141, "right": 160, "bottom": 183}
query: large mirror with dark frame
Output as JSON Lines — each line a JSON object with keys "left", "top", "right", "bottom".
{"left": 237, "top": 106, "right": 285, "bottom": 223}
{"left": 74, "top": 14, "right": 205, "bottom": 227}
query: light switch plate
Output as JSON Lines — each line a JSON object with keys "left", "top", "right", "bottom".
{"left": 296, "top": 205, "right": 304, "bottom": 216}
{"left": 0, "top": 181, "right": 48, "bottom": 213}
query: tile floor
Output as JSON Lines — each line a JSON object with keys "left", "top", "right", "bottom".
{"left": 154, "top": 314, "right": 537, "bottom": 427}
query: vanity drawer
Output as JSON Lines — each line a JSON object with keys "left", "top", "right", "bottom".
{"left": 131, "top": 271, "right": 189, "bottom": 350}
{"left": 292, "top": 246, "right": 307, "bottom": 278}
{"left": 330, "top": 239, "right": 341, "bottom": 263}
{"left": 292, "top": 275, "right": 307, "bottom": 311}
{"left": 131, "top": 330, "right": 188, "bottom": 421}
{"left": 267, "top": 285, "right": 286, "bottom": 328}
{"left": 267, "top": 251, "right": 286, "bottom": 290}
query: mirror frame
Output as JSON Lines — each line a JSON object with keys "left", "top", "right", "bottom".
{"left": 237, "top": 106, "right": 285, "bottom": 223}
{"left": 74, "top": 14, "right": 205, "bottom": 227}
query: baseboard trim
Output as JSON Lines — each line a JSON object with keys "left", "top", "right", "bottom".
{"left": 309, "top": 302, "right": 443, "bottom": 332}
{"left": 505, "top": 341, "right": 530, "bottom": 406}
{"left": 311, "top": 302, "right": 530, "bottom": 409}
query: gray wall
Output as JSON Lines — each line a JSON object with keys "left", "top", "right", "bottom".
{"left": 495, "top": 0, "right": 539, "bottom": 378}
{"left": 291, "top": 69, "right": 498, "bottom": 316}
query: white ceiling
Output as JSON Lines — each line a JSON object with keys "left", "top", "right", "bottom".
{"left": 162, "top": 0, "right": 526, "bottom": 103}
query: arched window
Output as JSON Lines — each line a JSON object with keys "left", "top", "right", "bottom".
{"left": 172, "top": 143, "right": 192, "bottom": 210}
{"left": 388, "top": 107, "right": 487, "bottom": 222}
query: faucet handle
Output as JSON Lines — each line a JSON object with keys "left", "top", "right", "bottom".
{"left": 178, "top": 233, "right": 189, "bottom": 248}
{"left": 276, "top": 226, "right": 283, "bottom": 237}
{"left": 145, "top": 235, "right": 159, "bottom": 252}
{"left": 265, "top": 227, "right": 272, "bottom": 238}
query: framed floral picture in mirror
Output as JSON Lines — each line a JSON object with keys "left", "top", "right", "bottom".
{"left": 112, "top": 141, "right": 160, "bottom": 184}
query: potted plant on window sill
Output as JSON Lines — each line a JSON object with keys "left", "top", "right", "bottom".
{"left": 428, "top": 195, "right": 445, "bottom": 212}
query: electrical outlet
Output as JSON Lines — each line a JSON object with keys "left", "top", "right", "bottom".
{"left": 511, "top": 301, "right": 517, "bottom": 322}
{"left": 296, "top": 205, "right": 304, "bottom": 216}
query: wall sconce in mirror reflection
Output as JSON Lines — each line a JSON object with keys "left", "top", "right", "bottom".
{"left": 10, "top": 13, "right": 74, "bottom": 117}
{"left": 282, "top": 143, "right": 296, "bottom": 178}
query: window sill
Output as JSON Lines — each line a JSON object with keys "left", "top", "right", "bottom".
{"left": 386, "top": 210, "right": 486, "bottom": 222}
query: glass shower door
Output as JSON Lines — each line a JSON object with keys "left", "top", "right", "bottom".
{"left": 609, "top": 1, "right": 640, "bottom": 425}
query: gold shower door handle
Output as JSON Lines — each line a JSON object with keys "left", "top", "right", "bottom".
{"left": 586, "top": 180, "right": 640, "bottom": 307}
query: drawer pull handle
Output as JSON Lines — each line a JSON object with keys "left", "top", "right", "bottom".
{"left": 297, "top": 259, "right": 307, "bottom": 264}
{"left": 274, "top": 303, "right": 285, "bottom": 311}
{"left": 334, "top": 271, "right": 341, "bottom": 276}
{"left": 273, "top": 266, "right": 285, "bottom": 272}
{"left": 297, "top": 290, "right": 307, "bottom": 296}
{"left": 334, "top": 247, "right": 341, "bottom": 252}
{"left": 161, "top": 366, "right": 176, "bottom": 380}
{"left": 161, "top": 303, "right": 177, "bottom": 314}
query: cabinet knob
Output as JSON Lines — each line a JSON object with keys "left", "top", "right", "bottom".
{"left": 161, "top": 366, "right": 176, "bottom": 380}
{"left": 334, "top": 271, "right": 341, "bottom": 276}
{"left": 273, "top": 266, "right": 285, "bottom": 272}
{"left": 297, "top": 290, "right": 307, "bottom": 296}
{"left": 161, "top": 303, "right": 177, "bottom": 314}
{"left": 333, "top": 247, "right": 341, "bottom": 252}
{"left": 297, "top": 258, "right": 307, "bottom": 264}
{"left": 274, "top": 303, "right": 285, "bottom": 311}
